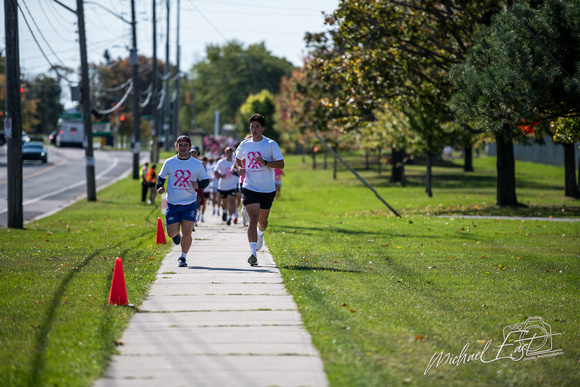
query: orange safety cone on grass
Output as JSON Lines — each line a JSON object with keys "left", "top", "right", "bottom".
{"left": 108, "top": 257, "right": 128, "bottom": 306}
{"left": 156, "top": 217, "right": 167, "bottom": 244}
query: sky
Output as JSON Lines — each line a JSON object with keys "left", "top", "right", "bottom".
{"left": 2, "top": 0, "right": 339, "bottom": 83}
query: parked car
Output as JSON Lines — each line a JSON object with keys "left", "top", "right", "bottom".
{"left": 0, "top": 131, "right": 30, "bottom": 145}
{"left": 22, "top": 141, "right": 48, "bottom": 163}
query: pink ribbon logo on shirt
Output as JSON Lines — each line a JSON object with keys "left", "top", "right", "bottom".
{"left": 174, "top": 170, "right": 191, "bottom": 187}
{"left": 247, "top": 151, "right": 262, "bottom": 170}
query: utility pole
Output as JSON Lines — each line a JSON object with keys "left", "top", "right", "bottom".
{"left": 130, "top": 0, "right": 141, "bottom": 179}
{"left": 163, "top": 0, "right": 171, "bottom": 151}
{"left": 150, "top": 0, "right": 159, "bottom": 163}
{"left": 76, "top": 0, "right": 96, "bottom": 201}
{"left": 172, "top": 0, "right": 181, "bottom": 138}
{"left": 4, "top": 0, "right": 23, "bottom": 228}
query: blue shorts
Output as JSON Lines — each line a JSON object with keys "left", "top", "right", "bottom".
{"left": 165, "top": 202, "right": 197, "bottom": 225}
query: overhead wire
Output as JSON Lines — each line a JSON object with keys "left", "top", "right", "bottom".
{"left": 37, "top": 0, "right": 74, "bottom": 43}
{"left": 18, "top": 0, "right": 74, "bottom": 84}
{"left": 95, "top": 81, "right": 134, "bottom": 114}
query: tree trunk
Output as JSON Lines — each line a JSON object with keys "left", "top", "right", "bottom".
{"left": 333, "top": 155, "right": 337, "bottom": 180}
{"left": 563, "top": 142, "right": 580, "bottom": 197}
{"left": 377, "top": 147, "right": 382, "bottom": 176}
{"left": 390, "top": 148, "right": 405, "bottom": 184}
{"left": 324, "top": 149, "right": 328, "bottom": 169}
{"left": 365, "top": 151, "right": 370, "bottom": 170}
{"left": 495, "top": 133, "right": 519, "bottom": 206}
{"left": 426, "top": 154, "right": 433, "bottom": 197}
{"left": 464, "top": 143, "right": 474, "bottom": 172}
{"left": 312, "top": 147, "right": 317, "bottom": 170}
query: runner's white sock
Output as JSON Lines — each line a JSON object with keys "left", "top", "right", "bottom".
{"left": 181, "top": 252, "right": 187, "bottom": 259}
{"left": 257, "top": 229, "right": 264, "bottom": 237}
{"left": 249, "top": 242, "right": 257, "bottom": 256}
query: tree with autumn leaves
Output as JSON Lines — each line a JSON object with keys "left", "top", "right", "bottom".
{"left": 297, "top": 0, "right": 578, "bottom": 204}
{"left": 297, "top": 0, "right": 506, "bottom": 194}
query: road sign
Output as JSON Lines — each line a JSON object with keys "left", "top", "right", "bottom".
{"left": 4, "top": 118, "right": 12, "bottom": 138}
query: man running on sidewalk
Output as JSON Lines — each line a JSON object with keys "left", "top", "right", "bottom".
{"left": 157, "top": 135, "right": 209, "bottom": 267}
{"left": 214, "top": 147, "right": 238, "bottom": 226}
{"left": 235, "top": 114, "right": 284, "bottom": 266}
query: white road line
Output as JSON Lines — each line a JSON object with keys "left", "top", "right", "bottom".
{"left": 0, "top": 157, "right": 119, "bottom": 215}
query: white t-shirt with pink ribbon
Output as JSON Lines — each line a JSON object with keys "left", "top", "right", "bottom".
{"left": 235, "top": 136, "right": 283, "bottom": 193}
{"left": 214, "top": 158, "right": 238, "bottom": 191}
{"left": 158, "top": 155, "right": 209, "bottom": 205}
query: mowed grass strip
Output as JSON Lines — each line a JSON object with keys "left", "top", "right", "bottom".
{"left": 267, "top": 154, "right": 579, "bottom": 386}
{"left": 0, "top": 177, "right": 171, "bottom": 387}
{"left": 0, "top": 152, "right": 578, "bottom": 386}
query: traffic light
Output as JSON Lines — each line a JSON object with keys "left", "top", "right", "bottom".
{"left": 120, "top": 115, "right": 126, "bottom": 122}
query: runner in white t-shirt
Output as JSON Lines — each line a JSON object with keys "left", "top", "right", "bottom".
{"left": 235, "top": 114, "right": 284, "bottom": 266}
{"left": 214, "top": 147, "right": 238, "bottom": 225}
{"left": 157, "top": 135, "right": 210, "bottom": 267}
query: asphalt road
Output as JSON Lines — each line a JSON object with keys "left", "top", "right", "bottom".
{"left": 0, "top": 145, "right": 147, "bottom": 227}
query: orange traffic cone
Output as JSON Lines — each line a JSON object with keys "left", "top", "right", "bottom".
{"left": 156, "top": 217, "right": 167, "bottom": 244}
{"left": 108, "top": 257, "right": 128, "bottom": 306}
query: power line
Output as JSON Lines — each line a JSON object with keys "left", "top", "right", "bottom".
{"left": 18, "top": 0, "right": 73, "bottom": 83}
{"left": 185, "top": 0, "right": 231, "bottom": 44}
{"left": 37, "top": 0, "right": 74, "bottom": 43}
{"left": 21, "top": 0, "right": 69, "bottom": 69}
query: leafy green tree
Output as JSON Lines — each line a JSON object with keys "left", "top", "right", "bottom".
{"left": 19, "top": 81, "right": 40, "bottom": 135}
{"left": 405, "top": 106, "right": 457, "bottom": 197}
{"left": 363, "top": 105, "right": 411, "bottom": 183}
{"left": 450, "top": 0, "right": 580, "bottom": 204}
{"left": 275, "top": 70, "right": 307, "bottom": 153}
{"left": 189, "top": 42, "right": 293, "bottom": 134}
{"left": 239, "top": 90, "right": 279, "bottom": 144}
{"left": 551, "top": 117, "right": 580, "bottom": 197}
{"left": 301, "top": 0, "right": 512, "bottom": 173}
{"left": 28, "top": 74, "right": 63, "bottom": 134}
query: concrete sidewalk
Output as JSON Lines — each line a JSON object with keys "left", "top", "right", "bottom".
{"left": 94, "top": 211, "right": 328, "bottom": 387}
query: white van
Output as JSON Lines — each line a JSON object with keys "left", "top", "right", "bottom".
{"left": 56, "top": 114, "right": 84, "bottom": 148}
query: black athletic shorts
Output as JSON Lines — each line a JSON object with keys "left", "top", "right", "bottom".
{"left": 242, "top": 188, "right": 276, "bottom": 210}
{"left": 218, "top": 189, "right": 237, "bottom": 199}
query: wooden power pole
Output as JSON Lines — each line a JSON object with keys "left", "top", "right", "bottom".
{"left": 150, "top": 0, "right": 159, "bottom": 163}
{"left": 76, "top": 0, "right": 96, "bottom": 201}
{"left": 130, "top": 0, "right": 141, "bottom": 179}
{"left": 4, "top": 0, "right": 23, "bottom": 228}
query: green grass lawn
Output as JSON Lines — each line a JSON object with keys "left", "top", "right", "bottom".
{"left": 0, "top": 178, "right": 170, "bottom": 387}
{"left": 267, "top": 154, "right": 579, "bottom": 386}
{"left": 0, "top": 152, "right": 578, "bottom": 386}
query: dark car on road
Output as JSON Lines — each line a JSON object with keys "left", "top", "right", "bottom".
{"left": 0, "top": 130, "right": 30, "bottom": 146}
{"left": 22, "top": 141, "right": 48, "bottom": 163}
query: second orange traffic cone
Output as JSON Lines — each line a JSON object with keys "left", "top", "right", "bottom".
{"left": 156, "top": 217, "right": 167, "bottom": 244}
{"left": 108, "top": 257, "right": 128, "bottom": 306}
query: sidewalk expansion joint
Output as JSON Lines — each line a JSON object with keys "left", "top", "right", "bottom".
{"left": 136, "top": 308, "right": 297, "bottom": 313}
